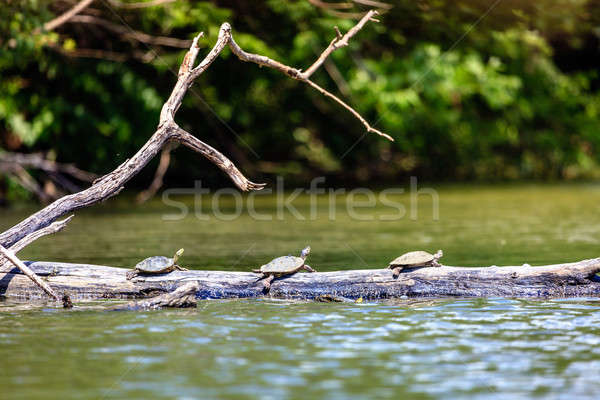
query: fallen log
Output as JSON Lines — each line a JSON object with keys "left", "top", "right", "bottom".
{"left": 113, "top": 282, "right": 199, "bottom": 310}
{"left": 1, "top": 258, "right": 600, "bottom": 301}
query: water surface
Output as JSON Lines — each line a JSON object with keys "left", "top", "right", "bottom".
{"left": 1, "top": 184, "right": 600, "bottom": 399}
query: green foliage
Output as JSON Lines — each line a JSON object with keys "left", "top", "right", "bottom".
{"left": 349, "top": 28, "right": 600, "bottom": 179}
{"left": 1, "top": 0, "right": 600, "bottom": 194}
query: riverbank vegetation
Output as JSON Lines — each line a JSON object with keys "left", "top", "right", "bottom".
{"left": 2, "top": 0, "right": 600, "bottom": 204}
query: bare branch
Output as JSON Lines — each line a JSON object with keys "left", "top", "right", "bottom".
{"left": 172, "top": 127, "right": 266, "bottom": 191}
{"left": 1, "top": 152, "right": 98, "bottom": 202}
{"left": 43, "top": 0, "right": 95, "bottom": 32}
{"left": 4, "top": 165, "right": 52, "bottom": 203}
{"left": 68, "top": 15, "right": 193, "bottom": 48}
{"left": 108, "top": 0, "right": 176, "bottom": 9}
{"left": 9, "top": 216, "right": 74, "bottom": 254}
{"left": 352, "top": 0, "right": 393, "bottom": 10}
{"left": 226, "top": 29, "right": 303, "bottom": 80}
{"left": 225, "top": 15, "right": 391, "bottom": 141}
{"left": 302, "top": 10, "right": 379, "bottom": 78}
{"left": 136, "top": 144, "right": 173, "bottom": 204}
{"left": 307, "top": 0, "right": 354, "bottom": 10}
{"left": 179, "top": 33, "right": 204, "bottom": 77}
{"left": 318, "top": 9, "right": 369, "bottom": 19}
{"left": 49, "top": 44, "right": 139, "bottom": 62}
{"left": 0, "top": 245, "right": 61, "bottom": 302}
{"left": 305, "top": 79, "right": 393, "bottom": 140}
{"left": 0, "top": 152, "right": 97, "bottom": 182}
{"left": 323, "top": 56, "right": 351, "bottom": 97}
{"left": 0, "top": 14, "right": 388, "bottom": 248}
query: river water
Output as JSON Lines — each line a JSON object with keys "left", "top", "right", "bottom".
{"left": 1, "top": 184, "right": 600, "bottom": 399}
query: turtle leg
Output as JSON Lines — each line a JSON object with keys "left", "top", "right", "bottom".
{"left": 392, "top": 266, "right": 403, "bottom": 278}
{"left": 175, "top": 265, "right": 188, "bottom": 271}
{"left": 126, "top": 270, "right": 138, "bottom": 280}
{"left": 431, "top": 260, "right": 442, "bottom": 268}
{"left": 262, "top": 275, "right": 275, "bottom": 293}
{"left": 303, "top": 264, "right": 316, "bottom": 273}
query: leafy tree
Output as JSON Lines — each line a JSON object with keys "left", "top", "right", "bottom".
{"left": 1, "top": 0, "right": 599, "bottom": 202}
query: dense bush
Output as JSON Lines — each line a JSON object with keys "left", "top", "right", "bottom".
{"left": 1, "top": 0, "right": 599, "bottom": 200}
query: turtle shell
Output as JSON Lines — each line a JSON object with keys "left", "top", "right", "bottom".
{"left": 135, "top": 256, "right": 175, "bottom": 273}
{"left": 259, "top": 255, "right": 305, "bottom": 274}
{"left": 389, "top": 251, "right": 435, "bottom": 267}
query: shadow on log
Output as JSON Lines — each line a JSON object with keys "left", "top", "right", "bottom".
{"left": 1, "top": 258, "right": 600, "bottom": 301}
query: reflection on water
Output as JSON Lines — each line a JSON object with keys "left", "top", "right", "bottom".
{"left": 1, "top": 298, "right": 600, "bottom": 399}
{"left": 1, "top": 184, "right": 600, "bottom": 398}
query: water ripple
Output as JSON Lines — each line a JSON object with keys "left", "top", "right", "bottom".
{"left": 1, "top": 297, "right": 600, "bottom": 399}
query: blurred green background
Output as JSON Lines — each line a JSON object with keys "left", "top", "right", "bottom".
{"left": 2, "top": 0, "right": 600, "bottom": 203}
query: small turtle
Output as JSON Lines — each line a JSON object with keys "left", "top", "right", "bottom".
{"left": 253, "top": 246, "right": 315, "bottom": 292}
{"left": 388, "top": 249, "right": 443, "bottom": 278}
{"left": 126, "top": 248, "right": 187, "bottom": 280}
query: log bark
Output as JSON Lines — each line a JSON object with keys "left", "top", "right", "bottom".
{"left": 1, "top": 258, "right": 600, "bottom": 301}
{"left": 114, "top": 282, "right": 199, "bottom": 310}
{"left": 0, "top": 248, "right": 61, "bottom": 302}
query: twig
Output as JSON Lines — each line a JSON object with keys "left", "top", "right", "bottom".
{"left": 323, "top": 57, "right": 351, "bottom": 97}
{"left": 352, "top": 0, "right": 393, "bottom": 10}
{"left": 0, "top": 245, "right": 61, "bottom": 302}
{"left": 305, "top": 79, "right": 392, "bottom": 140}
{"left": 43, "top": 0, "right": 95, "bottom": 32}
{"left": 49, "top": 44, "right": 155, "bottom": 62}
{"left": 136, "top": 143, "right": 173, "bottom": 203}
{"left": 68, "top": 15, "right": 193, "bottom": 48}
{"left": 8, "top": 216, "right": 74, "bottom": 254}
{"left": 0, "top": 152, "right": 98, "bottom": 182}
{"left": 0, "top": 13, "right": 388, "bottom": 248}
{"left": 317, "top": 9, "right": 368, "bottom": 19}
{"left": 5, "top": 165, "right": 52, "bottom": 203}
{"left": 1, "top": 152, "right": 98, "bottom": 202}
{"left": 47, "top": 172, "right": 80, "bottom": 193}
{"left": 107, "top": 0, "right": 176, "bottom": 9}
{"left": 302, "top": 10, "right": 379, "bottom": 78}
{"left": 307, "top": 0, "right": 353, "bottom": 9}
{"left": 226, "top": 17, "right": 391, "bottom": 140}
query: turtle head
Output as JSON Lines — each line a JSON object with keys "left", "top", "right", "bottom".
{"left": 300, "top": 246, "right": 311, "bottom": 259}
{"left": 173, "top": 248, "right": 185, "bottom": 263}
{"left": 434, "top": 249, "right": 443, "bottom": 259}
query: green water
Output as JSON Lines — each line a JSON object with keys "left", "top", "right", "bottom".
{"left": 1, "top": 184, "right": 600, "bottom": 399}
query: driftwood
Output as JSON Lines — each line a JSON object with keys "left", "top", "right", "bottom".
{"left": 0, "top": 247, "right": 61, "bottom": 302}
{"left": 114, "top": 282, "right": 199, "bottom": 310}
{"left": 1, "top": 258, "right": 600, "bottom": 301}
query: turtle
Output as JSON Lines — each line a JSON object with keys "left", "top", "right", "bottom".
{"left": 253, "top": 246, "right": 315, "bottom": 292}
{"left": 388, "top": 249, "right": 443, "bottom": 278}
{"left": 126, "top": 248, "right": 187, "bottom": 280}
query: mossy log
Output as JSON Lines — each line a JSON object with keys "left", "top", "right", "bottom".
{"left": 1, "top": 258, "right": 600, "bottom": 302}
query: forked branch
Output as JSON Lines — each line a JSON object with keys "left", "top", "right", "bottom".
{"left": 8, "top": 216, "right": 74, "bottom": 254}
{"left": 43, "top": 0, "right": 95, "bottom": 32}
{"left": 302, "top": 9, "right": 380, "bottom": 78}
{"left": 0, "top": 11, "right": 389, "bottom": 249}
